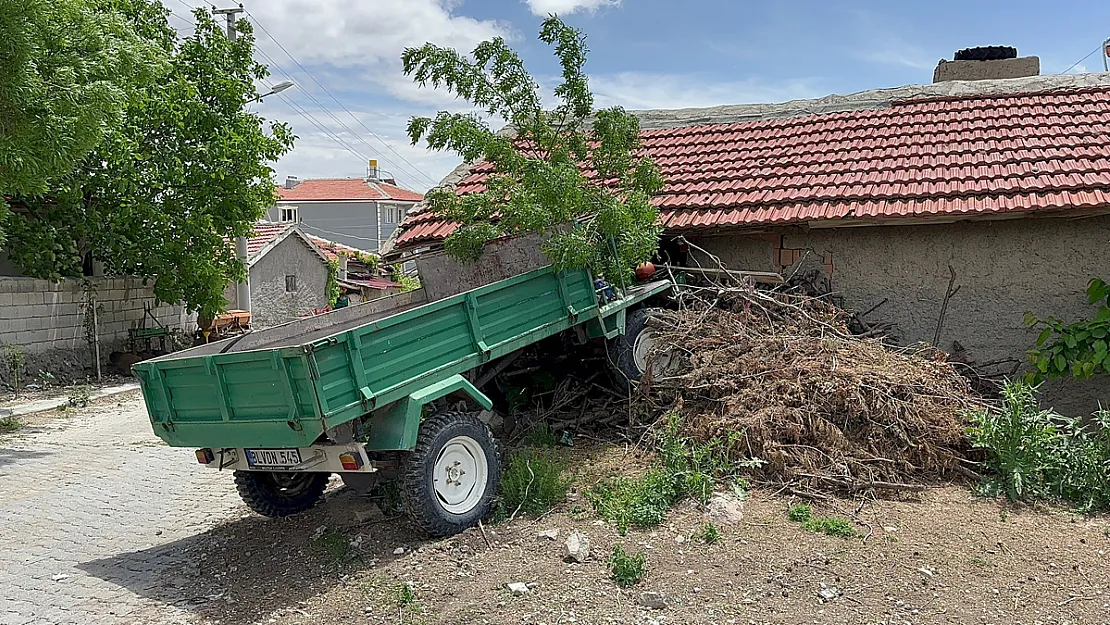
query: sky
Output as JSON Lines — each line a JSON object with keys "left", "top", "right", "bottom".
{"left": 165, "top": 0, "right": 1110, "bottom": 194}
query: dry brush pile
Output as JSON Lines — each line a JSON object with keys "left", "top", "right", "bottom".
{"left": 644, "top": 287, "right": 982, "bottom": 494}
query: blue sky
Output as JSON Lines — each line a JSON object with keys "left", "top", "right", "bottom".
{"left": 165, "top": 0, "right": 1110, "bottom": 193}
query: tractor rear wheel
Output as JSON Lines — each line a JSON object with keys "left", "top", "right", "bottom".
{"left": 400, "top": 411, "right": 500, "bottom": 537}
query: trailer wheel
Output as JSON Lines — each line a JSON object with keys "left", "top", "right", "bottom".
{"left": 608, "top": 307, "right": 674, "bottom": 390}
{"left": 401, "top": 411, "right": 500, "bottom": 537}
{"left": 234, "top": 471, "right": 329, "bottom": 517}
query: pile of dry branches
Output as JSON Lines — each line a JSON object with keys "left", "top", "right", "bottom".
{"left": 645, "top": 284, "right": 981, "bottom": 495}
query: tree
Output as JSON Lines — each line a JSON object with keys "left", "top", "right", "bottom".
{"left": 0, "top": 0, "right": 162, "bottom": 240}
{"left": 3, "top": 3, "right": 294, "bottom": 316}
{"left": 402, "top": 16, "right": 662, "bottom": 283}
{"left": 1025, "top": 278, "right": 1110, "bottom": 382}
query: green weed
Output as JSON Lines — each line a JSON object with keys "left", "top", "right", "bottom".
{"left": 697, "top": 521, "right": 721, "bottom": 544}
{"left": 0, "top": 416, "right": 21, "bottom": 435}
{"left": 497, "top": 449, "right": 570, "bottom": 518}
{"left": 787, "top": 504, "right": 856, "bottom": 538}
{"left": 67, "top": 385, "right": 92, "bottom": 408}
{"left": 4, "top": 345, "right": 25, "bottom": 392}
{"left": 395, "top": 582, "right": 416, "bottom": 606}
{"left": 608, "top": 545, "right": 646, "bottom": 588}
{"left": 521, "top": 425, "right": 558, "bottom": 447}
{"left": 312, "top": 529, "right": 353, "bottom": 567}
{"left": 788, "top": 504, "right": 812, "bottom": 522}
{"left": 587, "top": 468, "right": 679, "bottom": 534}
{"left": 588, "top": 412, "right": 759, "bottom": 534}
{"left": 968, "top": 381, "right": 1110, "bottom": 512}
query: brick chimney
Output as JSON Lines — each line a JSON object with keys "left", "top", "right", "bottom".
{"left": 934, "top": 46, "right": 1039, "bottom": 83}
{"left": 284, "top": 176, "right": 300, "bottom": 189}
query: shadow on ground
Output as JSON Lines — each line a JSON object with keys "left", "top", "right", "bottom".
{"left": 78, "top": 486, "right": 432, "bottom": 623}
{"left": 0, "top": 446, "right": 52, "bottom": 468}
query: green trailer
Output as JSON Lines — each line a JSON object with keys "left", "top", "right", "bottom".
{"left": 134, "top": 264, "right": 671, "bottom": 535}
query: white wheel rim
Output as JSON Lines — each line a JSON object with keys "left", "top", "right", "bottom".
{"left": 632, "top": 328, "right": 673, "bottom": 375}
{"left": 433, "top": 435, "right": 488, "bottom": 515}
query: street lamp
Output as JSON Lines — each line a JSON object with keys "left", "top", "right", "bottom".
{"left": 255, "top": 80, "right": 294, "bottom": 101}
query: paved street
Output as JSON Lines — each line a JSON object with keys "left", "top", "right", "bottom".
{"left": 0, "top": 393, "right": 241, "bottom": 625}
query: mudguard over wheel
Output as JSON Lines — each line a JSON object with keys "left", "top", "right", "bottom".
{"left": 234, "top": 471, "right": 329, "bottom": 517}
{"left": 401, "top": 411, "right": 501, "bottom": 537}
{"left": 607, "top": 307, "right": 674, "bottom": 389}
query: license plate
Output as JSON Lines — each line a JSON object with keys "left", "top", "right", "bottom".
{"left": 245, "top": 448, "right": 302, "bottom": 468}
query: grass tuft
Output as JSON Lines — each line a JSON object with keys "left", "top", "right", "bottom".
{"left": 787, "top": 504, "right": 856, "bottom": 538}
{"left": 497, "top": 448, "right": 570, "bottom": 519}
{"left": 312, "top": 529, "right": 353, "bottom": 567}
{"left": 0, "top": 416, "right": 22, "bottom": 435}
{"left": 608, "top": 545, "right": 646, "bottom": 588}
{"left": 697, "top": 521, "right": 721, "bottom": 544}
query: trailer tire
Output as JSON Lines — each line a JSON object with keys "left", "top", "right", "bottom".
{"left": 234, "top": 471, "right": 329, "bottom": 517}
{"left": 607, "top": 307, "right": 673, "bottom": 390}
{"left": 401, "top": 411, "right": 500, "bottom": 537}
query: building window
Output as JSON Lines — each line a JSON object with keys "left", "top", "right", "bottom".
{"left": 382, "top": 206, "right": 393, "bottom": 224}
{"left": 279, "top": 206, "right": 298, "bottom": 223}
{"left": 285, "top": 275, "right": 297, "bottom": 292}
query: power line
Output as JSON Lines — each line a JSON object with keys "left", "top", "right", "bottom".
{"left": 1062, "top": 43, "right": 1103, "bottom": 74}
{"left": 244, "top": 8, "right": 438, "bottom": 189}
{"left": 298, "top": 222, "right": 388, "bottom": 245}
{"left": 273, "top": 89, "right": 374, "bottom": 165}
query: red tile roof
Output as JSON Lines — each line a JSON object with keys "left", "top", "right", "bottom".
{"left": 395, "top": 86, "right": 1110, "bottom": 250}
{"left": 277, "top": 178, "right": 424, "bottom": 202}
{"left": 247, "top": 222, "right": 294, "bottom": 258}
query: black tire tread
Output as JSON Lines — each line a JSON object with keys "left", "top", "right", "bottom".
{"left": 954, "top": 46, "right": 1017, "bottom": 61}
{"left": 400, "top": 411, "right": 501, "bottom": 537}
{"left": 607, "top": 307, "right": 658, "bottom": 389}
{"left": 234, "top": 470, "right": 329, "bottom": 517}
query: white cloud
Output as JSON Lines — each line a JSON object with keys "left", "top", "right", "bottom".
{"left": 245, "top": 0, "right": 511, "bottom": 104}
{"left": 588, "top": 72, "right": 823, "bottom": 110}
{"left": 523, "top": 0, "right": 620, "bottom": 16}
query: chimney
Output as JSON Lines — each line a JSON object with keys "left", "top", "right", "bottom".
{"left": 338, "top": 254, "right": 348, "bottom": 281}
{"left": 285, "top": 176, "right": 300, "bottom": 189}
{"left": 934, "top": 46, "right": 1039, "bottom": 83}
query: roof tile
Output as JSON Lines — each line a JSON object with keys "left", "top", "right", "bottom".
{"left": 395, "top": 86, "right": 1110, "bottom": 249}
{"left": 277, "top": 178, "right": 424, "bottom": 202}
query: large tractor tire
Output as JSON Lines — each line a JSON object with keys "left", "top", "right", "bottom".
{"left": 400, "top": 411, "right": 501, "bottom": 537}
{"left": 607, "top": 308, "right": 675, "bottom": 391}
{"left": 234, "top": 471, "right": 330, "bottom": 517}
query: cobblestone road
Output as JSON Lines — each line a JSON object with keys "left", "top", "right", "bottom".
{"left": 0, "top": 393, "right": 241, "bottom": 625}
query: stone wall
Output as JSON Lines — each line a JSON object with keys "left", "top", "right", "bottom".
{"left": 0, "top": 276, "right": 194, "bottom": 384}
{"left": 933, "top": 57, "right": 1040, "bottom": 83}
{"left": 249, "top": 235, "right": 329, "bottom": 328}
{"left": 692, "top": 214, "right": 1110, "bottom": 415}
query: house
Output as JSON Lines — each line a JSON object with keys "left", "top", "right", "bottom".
{"left": 384, "top": 62, "right": 1110, "bottom": 414}
{"left": 271, "top": 169, "right": 424, "bottom": 253}
{"left": 305, "top": 234, "right": 402, "bottom": 304}
{"left": 225, "top": 222, "right": 332, "bottom": 328}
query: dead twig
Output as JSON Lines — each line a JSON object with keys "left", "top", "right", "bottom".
{"left": 932, "top": 264, "right": 961, "bottom": 347}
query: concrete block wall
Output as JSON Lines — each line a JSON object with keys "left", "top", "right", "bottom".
{"left": 0, "top": 277, "right": 194, "bottom": 354}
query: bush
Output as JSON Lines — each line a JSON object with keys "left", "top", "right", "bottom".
{"left": 608, "top": 545, "right": 646, "bottom": 588}
{"left": 587, "top": 468, "right": 679, "bottom": 534}
{"left": 697, "top": 521, "right": 720, "bottom": 544}
{"left": 968, "top": 381, "right": 1110, "bottom": 512}
{"left": 0, "top": 416, "right": 21, "bottom": 435}
{"left": 498, "top": 449, "right": 570, "bottom": 518}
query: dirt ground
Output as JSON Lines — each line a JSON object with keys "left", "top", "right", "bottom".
{"left": 112, "top": 443, "right": 1110, "bottom": 625}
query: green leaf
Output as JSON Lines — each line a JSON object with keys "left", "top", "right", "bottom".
{"left": 1022, "top": 311, "right": 1036, "bottom": 327}
{"left": 1054, "top": 354, "right": 1067, "bottom": 372}
{"left": 1087, "top": 278, "right": 1110, "bottom": 305}
{"left": 1036, "top": 357, "right": 1050, "bottom": 373}
{"left": 1065, "top": 334, "right": 1078, "bottom": 349}
{"left": 1083, "top": 361, "right": 1096, "bottom": 377}
{"left": 1095, "top": 340, "right": 1108, "bottom": 355}
{"left": 1097, "top": 306, "right": 1110, "bottom": 322}
{"left": 1036, "top": 327, "right": 1053, "bottom": 346}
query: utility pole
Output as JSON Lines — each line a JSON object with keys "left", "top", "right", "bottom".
{"left": 214, "top": 4, "right": 251, "bottom": 313}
